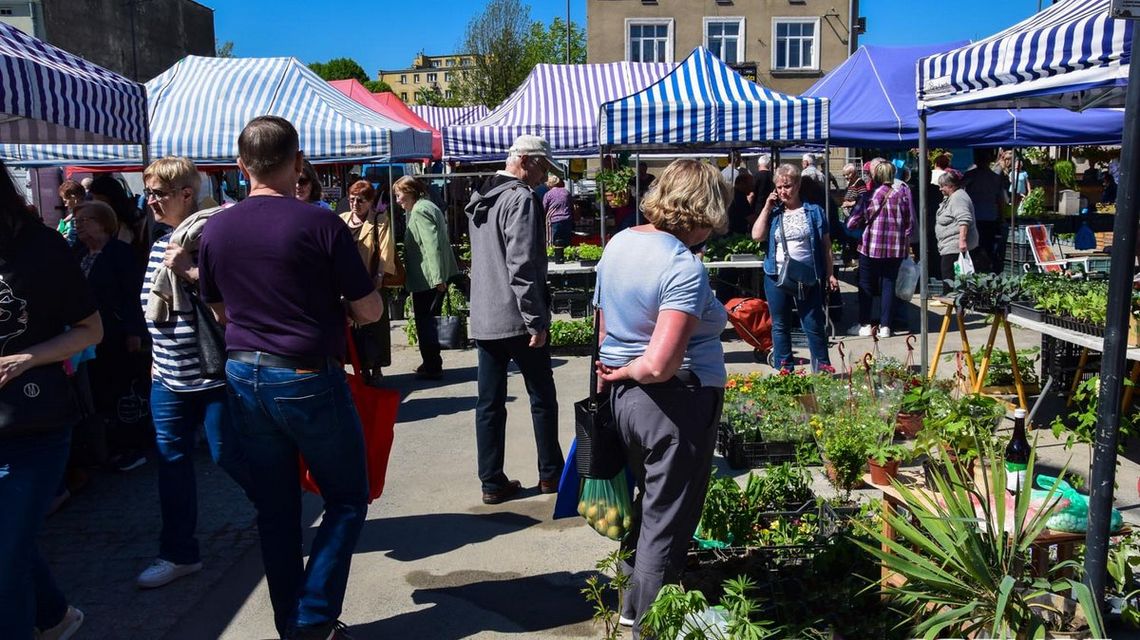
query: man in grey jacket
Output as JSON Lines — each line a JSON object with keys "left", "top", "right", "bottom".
{"left": 465, "top": 135, "right": 564, "bottom": 505}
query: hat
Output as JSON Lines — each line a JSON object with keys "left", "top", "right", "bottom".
{"left": 509, "top": 134, "right": 564, "bottom": 176}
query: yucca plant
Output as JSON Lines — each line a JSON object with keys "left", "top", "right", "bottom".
{"left": 852, "top": 442, "right": 1105, "bottom": 639}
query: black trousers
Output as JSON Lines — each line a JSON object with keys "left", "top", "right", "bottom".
{"left": 351, "top": 302, "right": 391, "bottom": 378}
{"left": 412, "top": 289, "right": 445, "bottom": 372}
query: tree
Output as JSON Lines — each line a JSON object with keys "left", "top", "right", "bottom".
{"left": 363, "top": 80, "right": 393, "bottom": 94}
{"left": 215, "top": 40, "right": 234, "bottom": 58}
{"left": 451, "top": 0, "right": 532, "bottom": 108}
{"left": 522, "top": 16, "right": 586, "bottom": 68}
{"left": 414, "top": 84, "right": 462, "bottom": 107}
{"left": 307, "top": 58, "right": 369, "bottom": 83}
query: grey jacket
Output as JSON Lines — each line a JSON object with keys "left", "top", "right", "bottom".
{"left": 935, "top": 188, "right": 979, "bottom": 256}
{"left": 465, "top": 173, "right": 550, "bottom": 340}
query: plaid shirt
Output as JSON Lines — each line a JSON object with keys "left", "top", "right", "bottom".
{"left": 847, "top": 184, "right": 912, "bottom": 258}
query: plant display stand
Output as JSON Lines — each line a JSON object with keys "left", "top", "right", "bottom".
{"left": 927, "top": 298, "right": 1030, "bottom": 410}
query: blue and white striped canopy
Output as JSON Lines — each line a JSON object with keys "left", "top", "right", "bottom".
{"left": 0, "top": 21, "right": 146, "bottom": 146}
{"left": 443, "top": 61, "right": 674, "bottom": 160}
{"left": 411, "top": 104, "right": 488, "bottom": 131}
{"left": 917, "top": 0, "right": 1132, "bottom": 111}
{"left": 2, "top": 56, "right": 432, "bottom": 167}
{"left": 599, "top": 47, "right": 829, "bottom": 150}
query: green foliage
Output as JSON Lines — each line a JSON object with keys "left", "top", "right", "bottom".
{"left": 1108, "top": 533, "right": 1140, "bottom": 627}
{"left": 1053, "top": 159, "right": 1076, "bottom": 188}
{"left": 521, "top": 16, "right": 586, "bottom": 68}
{"left": 308, "top": 57, "right": 370, "bottom": 83}
{"left": 453, "top": 0, "right": 532, "bottom": 108}
{"left": 916, "top": 393, "right": 1003, "bottom": 462}
{"left": 574, "top": 243, "right": 603, "bottom": 262}
{"left": 414, "top": 84, "right": 454, "bottom": 106}
{"left": 703, "top": 233, "right": 763, "bottom": 261}
{"left": 362, "top": 79, "right": 392, "bottom": 94}
{"left": 697, "top": 465, "right": 816, "bottom": 546}
{"left": 1020, "top": 186, "right": 1047, "bottom": 217}
{"left": 215, "top": 40, "right": 234, "bottom": 58}
{"left": 548, "top": 318, "right": 592, "bottom": 347}
{"left": 642, "top": 576, "right": 775, "bottom": 640}
{"left": 899, "top": 376, "right": 954, "bottom": 415}
{"left": 581, "top": 549, "right": 632, "bottom": 640}
{"left": 816, "top": 409, "right": 877, "bottom": 496}
{"left": 952, "top": 272, "right": 1023, "bottom": 312}
{"left": 1021, "top": 273, "right": 1109, "bottom": 326}
{"left": 1051, "top": 376, "right": 1136, "bottom": 454}
{"left": 951, "top": 347, "right": 1041, "bottom": 387}
{"left": 595, "top": 167, "right": 635, "bottom": 206}
{"left": 852, "top": 448, "right": 1106, "bottom": 639}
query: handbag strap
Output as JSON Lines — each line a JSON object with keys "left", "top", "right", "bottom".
{"left": 369, "top": 213, "right": 381, "bottom": 279}
{"left": 589, "top": 305, "right": 601, "bottom": 406}
{"left": 344, "top": 324, "right": 364, "bottom": 374}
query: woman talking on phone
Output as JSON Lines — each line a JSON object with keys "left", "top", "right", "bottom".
{"left": 751, "top": 163, "right": 837, "bottom": 372}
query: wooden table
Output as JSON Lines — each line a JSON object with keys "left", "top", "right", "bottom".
{"left": 867, "top": 468, "right": 1097, "bottom": 589}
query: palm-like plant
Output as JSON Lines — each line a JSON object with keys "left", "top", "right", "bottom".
{"left": 853, "top": 444, "right": 1105, "bottom": 639}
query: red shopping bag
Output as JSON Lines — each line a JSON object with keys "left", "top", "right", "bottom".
{"left": 299, "top": 328, "right": 399, "bottom": 503}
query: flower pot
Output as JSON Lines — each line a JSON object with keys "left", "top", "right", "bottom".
{"left": 552, "top": 246, "right": 565, "bottom": 264}
{"left": 868, "top": 458, "right": 900, "bottom": 486}
{"left": 895, "top": 411, "right": 924, "bottom": 439}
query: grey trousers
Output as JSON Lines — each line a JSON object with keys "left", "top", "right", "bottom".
{"left": 611, "top": 375, "right": 723, "bottom": 638}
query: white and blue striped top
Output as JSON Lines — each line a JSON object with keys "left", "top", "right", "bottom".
{"left": 140, "top": 236, "right": 223, "bottom": 392}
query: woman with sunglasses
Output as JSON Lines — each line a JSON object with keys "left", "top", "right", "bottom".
{"left": 339, "top": 180, "right": 395, "bottom": 385}
{"left": 295, "top": 162, "right": 330, "bottom": 210}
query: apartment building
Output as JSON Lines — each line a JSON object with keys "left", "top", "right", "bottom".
{"left": 378, "top": 52, "right": 477, "bottom": 103}
{"left": 587, "top": 0, "right": 860, "bottom": 95}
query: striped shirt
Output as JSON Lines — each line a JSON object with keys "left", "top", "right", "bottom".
{"left": 849, "top": 184, "right": 912, "bottom": 259}
{"left": 140, "top": 235, "right": 223, "bottom": 392}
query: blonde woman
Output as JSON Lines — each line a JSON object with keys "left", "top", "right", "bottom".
{"left": 593, "top": 159, "right": 731, "bottom": 635}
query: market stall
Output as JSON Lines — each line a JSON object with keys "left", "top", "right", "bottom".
{"left": 1, "top": 55, "right": 432, "bottom": 167}
{"left": 329, "top": 80, "right": 441, "bottom": 160}
{"left": 916, "top": 0, "right": 1137, "bottom": 600}
{"left": 410, "top": 104, "right": 489, "bottom": 131}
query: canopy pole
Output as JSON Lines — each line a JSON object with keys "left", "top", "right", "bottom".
{"left": 635, "top": 152, "right": 641, "bottom": 226}
{"left": 1084, "top": 51, "right": 1140, "bottom": 605}
{"left": 388, "top": 164, "right": 395, "bottom": 218}
{"left": 1010, "top": 148, "right": 1018, "bottom": 274}
{"left": 824, "top": 141, "right": 831, "bottom": 245}
{"left": 599, "top": 149, "right": 607, "bottom": 245}
{"left": 918, "top": 112, "right": 929, "bottom": 375}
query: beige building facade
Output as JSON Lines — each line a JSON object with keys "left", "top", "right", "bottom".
{"left": 378, "top": 52, "right": 476, "bottom": 104}
{"left": 587, "top": 0, "right": 857, "bottom": 95}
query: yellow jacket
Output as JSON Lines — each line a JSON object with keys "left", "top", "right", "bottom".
{"left": 339, "top": 210, "right": 397, "bottom": 288}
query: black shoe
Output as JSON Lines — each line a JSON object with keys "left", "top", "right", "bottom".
{"left": 291, "top": 620, "right": 352, "bottom": 640}
{"left": 482, "top": 480, "right": 522, "bottom": 505}
{"left": 413, "top": 367, "right": 443, "bottom": 381}
{"left": 112, "top": 450, "right": 147, "bottom": 472}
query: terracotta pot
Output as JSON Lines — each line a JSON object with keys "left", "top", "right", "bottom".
{"left": 895, "top": 411, "right": 924, "bottom": 439}
{"left": 868, "top": 458, "right": 900, "bottom": 486}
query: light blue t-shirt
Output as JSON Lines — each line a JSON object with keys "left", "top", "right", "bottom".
{"left": 594, "top": 228, "right": 727, "bottom": 388}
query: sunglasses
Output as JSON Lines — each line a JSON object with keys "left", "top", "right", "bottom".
{"left": 297, "top": 177, "right": 311, "bottom": 186}
{"left": 144, "top": 188, "right": 173, "bottom": 200}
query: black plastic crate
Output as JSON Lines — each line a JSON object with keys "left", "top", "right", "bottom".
{"left": 1009, "top": 301, "right": 1042, "bottom": 323}
{"left": 716, "top": 423, "right": 812, "bottom": 469}
{"left": 1041, "top": 334, "right": 1099, "bottom": 385}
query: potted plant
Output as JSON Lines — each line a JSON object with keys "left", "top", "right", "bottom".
{"left": 595, "top": 167, "right": 635, "bottom": 208}
{"left": 916, "top": 393, "right": 1003, "bottom": 481}
{"left": 816, "top": 410, "right": 873, "bottom": 498}
{"left": 574, "top": 243, "right": 603, "bottom": 265}
{"left": 895, "top": 376, "right": 952, "bottom": 438}
{"left": 867, "top": 441, "right": 910, "bottom": 486}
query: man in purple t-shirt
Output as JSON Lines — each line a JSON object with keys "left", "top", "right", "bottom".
{"left": 198, "top": 116, "right": 382, "bottom": 640}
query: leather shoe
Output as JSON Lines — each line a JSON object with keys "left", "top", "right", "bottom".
{"left": 482, "top": 480, "right": 522, "bottom": 505}
{"left": 538, "top": 479, "right": 559, "bottom": 494}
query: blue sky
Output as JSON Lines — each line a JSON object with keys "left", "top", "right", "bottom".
{"left": 214, "top": 0, "right": 1044, "bottom": 76}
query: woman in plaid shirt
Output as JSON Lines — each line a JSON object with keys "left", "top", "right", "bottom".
{"left": 846, "top": 162, "right": 912, "bottom": 338}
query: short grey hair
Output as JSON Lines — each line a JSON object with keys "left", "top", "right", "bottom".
{"left": 802, "top": 153, "right": 816, "bottom": 166}
{"left": 775, "top": 163, "right": 802, "bottom": 184}
{"left": 938, "top": 171, "right": 961, "bottom": 188}
{"left": 757, "top": 154, "right": 772, "bottom": 169}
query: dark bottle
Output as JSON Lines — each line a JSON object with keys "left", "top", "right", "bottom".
{"left": 1005, "top": 409, "right": 1030, "bottom": 494}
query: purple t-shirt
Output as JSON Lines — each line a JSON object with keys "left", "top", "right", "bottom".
{"left": 199, "top": 195, "right": 374, "bottom": 360}
{"left": 542, "top": 186, "right": 572, "bottom": 223}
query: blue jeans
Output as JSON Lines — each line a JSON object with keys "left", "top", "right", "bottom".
{"left": 857, "top": 255, "right": 903, "bottom": 329}
{"left": 150, "top": 381, "right": 252, "bottom": 565}
{"left": 764, "top": 274, "right": 830, "bottom": 372}
{"left": 224, "top": 358, "right": 368, "bottom": 636}
{"left": 474, "top": 335, "right": 563, "bottom": 492}
{"left": 0, "top": 429, "right": 71, "bottom": 639}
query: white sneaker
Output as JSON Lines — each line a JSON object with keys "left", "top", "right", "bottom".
{"left": 38, "top": 606, "right": 84, "bottom": 640}
{"left": 618, "top": 615, "right": 635, "bottom": 627}
{"left": 877, "top": 326, "right": 891, "bottom": 338}
{"left": 857, "top": 325, "right": 873, "bottom": 337}
{"left": 136, "top": 558, "right": 202, "bottom": 589}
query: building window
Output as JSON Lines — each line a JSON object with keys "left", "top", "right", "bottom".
{"left": 399, "top": 74, "right": 406, "bottom": 84}
{"left": 413, "top": 73, "right": 420, "bottom": 83}
{"left": 446, "top": 90, "right": 454, "bottom": 99}
{"left": 772, "top": 18, "right": 819, "bottom": 71}
{"left": 427, "top": 72, "right": 437, "bottom": 82}
{"left": 446, "top": 59, "right": 455, "bottom": 67}
{"left": 704, "top": 17, "right": 744, "bottom": 64}
{"left": 463, "top": 57, "right": 472, "bottom": 66}
{"left": 445, "top": 71, "right": 453, "bottom": 81}
{"left": 0, "top": 8, "right": 12, "bottom": 15}
{"left": 625, "top": 19, "right": 673, "bottom": 63}
{"left": 413, "top": 91, "right": 420, "bottom": 101}
{"left": 401, "top": 92, "right": 407, "bottom": 101}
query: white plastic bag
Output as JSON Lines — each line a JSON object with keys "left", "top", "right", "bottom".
{"left": 895, "top": 258, "right": 920, "bottom": 301}
{"left": 954, "top": 251, "right": 975, "bottom": 277}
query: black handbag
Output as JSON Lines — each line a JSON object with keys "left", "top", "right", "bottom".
{"left": 435, "top": 286, "right": 466, "bottom": 350}
{"left": 573, "top": 308, "right": 625, "bottom": 479}
{"left": 186, "top": 287, "right": 226, "bottom": 380}
{"left": 0, "top": 364, "right": 80, "bottom": 437}
{"left": 775, "top": 214, "right": 819, "bottom": 297}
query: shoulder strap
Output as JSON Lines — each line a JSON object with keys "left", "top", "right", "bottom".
{"left": 369, "top": 212, "right": 381, "bottom": 279}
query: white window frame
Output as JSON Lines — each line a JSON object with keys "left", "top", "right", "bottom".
{"left": 703, "top": 17, "right": 745, "bottom": 65}
{"left": 413, "top": 73, "right": 420, "bottom": 83}
{"left": 399, "top": 74, "right": 406, "bottom": 84}
{"left": 624, "top": 18, "right": 674, "bottom": 64}
{"left": 426, "top": 72, "right": 438, "bottom": 82}
{"left": 771, "top": 17, "right": 820, "bottom": 72}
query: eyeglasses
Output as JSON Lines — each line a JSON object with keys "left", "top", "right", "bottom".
{"left": 144, "top": 187, "right": 185, "bottom": 200}
{"left": 348, "top": 196, "right": 368, "bottom": 204}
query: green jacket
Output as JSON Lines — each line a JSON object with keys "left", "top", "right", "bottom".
{"left": 404, "top": 198, "right": 458, "bottom": 293}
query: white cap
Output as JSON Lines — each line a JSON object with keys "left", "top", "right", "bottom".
{"left": 1014, "top": 409, "right": 1027, "bottom": 418}
{"left": 508, "top": 134, "right": 564, "bottom": 176}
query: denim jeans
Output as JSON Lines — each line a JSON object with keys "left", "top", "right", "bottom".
{"left": 224, "top": 358, "right": 368, "bottom": 637}
{"left": 412, "top": 289, "right": 445, "bottom": 373}
{"left": 150, "top": 381, "right": 252, "bottom": 565}
{"left": 763, "top": 274, "right": 830, "bottom": 372}
{"left": 474, "top": 335, "right": 563, "bottom": 492}
{"left": 857, "top": 255, "right": 903, "bottom": 329}
{"left": 0, "top": 429, "right": 71, "bottom": 639}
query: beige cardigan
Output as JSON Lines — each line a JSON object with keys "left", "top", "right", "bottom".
{"left": 340, "top": 210, "right": 396, "bottom": 287}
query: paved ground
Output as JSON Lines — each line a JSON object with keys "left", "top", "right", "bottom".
{"left": 38, "top": 280, "right": 1140, "bottom": 639}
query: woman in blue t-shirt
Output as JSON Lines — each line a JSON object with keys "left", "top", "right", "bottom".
{"left": 593, "top": 159, "right": 731, "bottom": 634}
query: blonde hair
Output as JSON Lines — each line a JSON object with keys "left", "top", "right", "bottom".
{"left": 546, "top": 174, "right": 563, "bottom": 188}
{"left": 641, "top": 159, "right": 730, "bottom": 235}
{"left": 774, "top": 163, "right": 802, "bottom": 184}
{"left": 143, "top": 156, "right": 201, "bottom": 193}
{"left": 873, "top": 161, "right": 896, "bottom": 187}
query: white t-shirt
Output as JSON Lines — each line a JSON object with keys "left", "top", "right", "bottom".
{"left": 774, "top": 207, "right": 813, "bottom": 268}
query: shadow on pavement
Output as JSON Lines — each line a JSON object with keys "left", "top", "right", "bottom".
{"left": 397, "top": 395, "right": 478, "bottom": 422}
{"left": 349, "top": 570, "right": 596, "bottom": 639}
{"left": 355, "top": 511, "right": 542, "bottom": 562}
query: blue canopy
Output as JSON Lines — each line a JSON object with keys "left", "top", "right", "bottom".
{"left": 805, "top": 42, "right": 1123, "bottom": 147}
{"left": 599, "top": 46, "right": 828, "bottom": 150}
{"left": 0, "top": 21, "right": 146, "bottom": 146}
{"left": 917, "top": 0, "right": 1132, "bottom": 111}
{"left": 2, "top": 55, "right": 432, "bottom": 167}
